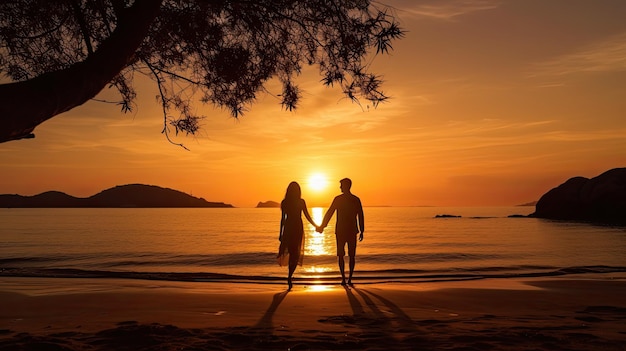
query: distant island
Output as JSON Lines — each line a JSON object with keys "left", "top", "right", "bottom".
{"left": 256, "top": 201, "right": 280, "bottom": 208}
{"left": 0, "top": 184, "right": 233, "bottom": 208}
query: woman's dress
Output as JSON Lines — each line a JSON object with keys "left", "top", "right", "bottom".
{"left": 277, "top": 200, "right": 305, "bottom": 267}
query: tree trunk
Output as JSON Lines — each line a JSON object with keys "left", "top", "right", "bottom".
{"left": 0, "top": 0, "right": 162, "bottom": 143}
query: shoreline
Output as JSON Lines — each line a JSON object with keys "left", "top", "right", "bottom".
{"left": 2, "top": 265, "right": 625, "bottom": 287}
{"left": 1, "top": 277, "right": 625, "bottom": 350}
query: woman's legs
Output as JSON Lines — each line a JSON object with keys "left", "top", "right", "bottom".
{"left": 287, "top": 262, "right": 296, "bottom": 290}
{"left": 286, "top": 233, "right": 302, "bottom": 290}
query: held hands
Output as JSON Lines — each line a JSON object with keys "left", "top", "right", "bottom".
{"left": 315, "top": 225, "right": 325, "bottom": 233}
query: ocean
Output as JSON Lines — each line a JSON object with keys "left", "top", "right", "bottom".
{"left": 1, "top": 207, "right": 625, "bottom": 286}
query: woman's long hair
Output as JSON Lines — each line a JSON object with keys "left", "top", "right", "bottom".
{"left": 283, "top": 181, "right": 302, "bottom": 207}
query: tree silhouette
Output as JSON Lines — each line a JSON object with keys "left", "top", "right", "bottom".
{"left": 0, "top": 0, "right": 403, "bottom": 146}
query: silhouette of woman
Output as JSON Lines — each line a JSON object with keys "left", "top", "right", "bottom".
{"left": 277, "top": 181, "right": 317, "bottom": 290}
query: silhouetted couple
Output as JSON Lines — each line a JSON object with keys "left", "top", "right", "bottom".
{"left": 277, "top": 178, "right": 364, "bottom": 290}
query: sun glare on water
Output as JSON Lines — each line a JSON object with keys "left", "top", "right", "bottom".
{"left": 307, "top": 173, "right": 329, "bottom": 192}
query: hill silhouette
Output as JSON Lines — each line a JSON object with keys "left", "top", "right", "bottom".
{"left": 256, "top": 200, "right": 280, "bottom": 208}
{"left": 0, "top": 184, "right": 233, "bottom": 208}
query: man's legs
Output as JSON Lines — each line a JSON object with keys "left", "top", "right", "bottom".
{"left": 347, "top": 256, "right": 355, "bottom": 285}
{"left": 346, "top": 234, "right": 357, "bottom": 285}
{"left": 338, "top": 256, "right": 346, "bottom": 285}
{"left": 336, "top": 235, "right": 347, "bottom": 285}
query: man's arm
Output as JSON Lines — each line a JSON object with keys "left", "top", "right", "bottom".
{"left": 320, "top": 198, "right": 338, "bottom": 229}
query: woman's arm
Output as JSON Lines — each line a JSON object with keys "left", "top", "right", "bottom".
{"left": 279, "top": 209, "right": 285, "bottom": 241}
{"left": 301, "top": 200, "right": 317, "bottom": 227}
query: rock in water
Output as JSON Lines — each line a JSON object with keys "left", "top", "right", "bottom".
{"left": 531, "top": 168, "right": 626, "bottom": 224}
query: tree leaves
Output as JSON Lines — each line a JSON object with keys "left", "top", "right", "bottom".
{"left": 0, "top": 0, "right": 404, "bottom": 146}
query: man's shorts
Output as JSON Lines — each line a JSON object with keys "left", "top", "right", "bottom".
{"left": 336, "top": 232, "right": 357, "bottom": 257}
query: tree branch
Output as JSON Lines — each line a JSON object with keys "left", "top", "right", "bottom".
{"left": 0, "top": 0, "right": 162, "bottom": 143}
{"left": 70, "top": 0, "right": 94, "bottom": 55}
{"left": 143, "top": 59, "right": 190, "bottom": 151}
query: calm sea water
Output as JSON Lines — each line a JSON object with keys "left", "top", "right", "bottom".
{"left": 1, "top": 207, "right": 625, "bottom": 285}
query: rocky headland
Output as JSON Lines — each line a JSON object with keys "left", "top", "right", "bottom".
{"left": 530, "top": 168, "right": 626, "bottom": 225}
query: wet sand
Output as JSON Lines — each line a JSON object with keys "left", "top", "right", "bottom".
{"left": 1, "top": 277, "right": 625, "bottom": 350}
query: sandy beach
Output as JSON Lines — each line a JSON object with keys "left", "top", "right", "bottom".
{"left": 1, "top": 277, "right": 625, "bottom": 350}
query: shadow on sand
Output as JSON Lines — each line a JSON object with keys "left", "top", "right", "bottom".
{"left": 316, "top": 286, "right": 427, "bottom": 349}
{"left": 253, "top": 290, "right": 289, "bottom": 330}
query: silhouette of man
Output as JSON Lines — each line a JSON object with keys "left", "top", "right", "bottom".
{"left": 317, "top": 178, "right": 364, "bottom": 286}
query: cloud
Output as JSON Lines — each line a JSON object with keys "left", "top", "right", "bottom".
{"left": 347, "top": 117, "right": 626, "bottom": 165}
{"left": 391, "top": 0, "right": 500, "bottom": 20}
{"left": 532, "top": 32, "right": 626, "bottom": 77}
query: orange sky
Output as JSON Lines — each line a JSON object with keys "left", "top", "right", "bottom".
{"left": 1, "top": 0, "right": 625, "bottom": 207}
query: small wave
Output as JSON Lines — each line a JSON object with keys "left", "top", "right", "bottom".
{"left": 0, "top": 255, "right": 97, "bottom": 265}
{"left": 0, "top": 252, "right": 504, "bottom": 270}
{"left": 2, "top": 265, "right": 625, "bottom": 285}
{"left": 104, "top": 253, "right": 277, "bottom": 268}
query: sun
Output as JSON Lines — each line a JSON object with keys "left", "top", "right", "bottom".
{"left": 307, "top": 173, "right": 329, "bottom": 192}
